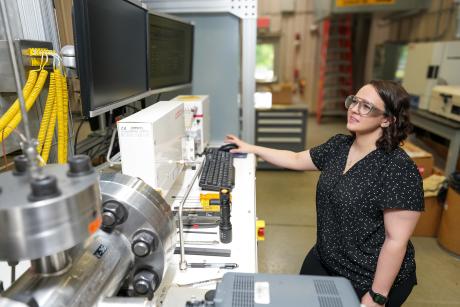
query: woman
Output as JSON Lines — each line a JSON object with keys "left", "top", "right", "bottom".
{"left": 225, "top": 80, "right": 424, "bottom": 307}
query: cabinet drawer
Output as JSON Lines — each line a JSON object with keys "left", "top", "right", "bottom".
{"left": 257, "top": 111, "right": 304, "bottom": 118}
{"left": 257, "top": 119, "right": 303, "bottom": 125}
{"left": 257, "top": 136, "right": 302, "bottom": 143}
{"left": 257, "top": 127, "right": 303, "bottom": 134}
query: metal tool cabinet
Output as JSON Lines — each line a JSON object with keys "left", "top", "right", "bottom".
{"left": 255, "top": 105, "right": 308, "bottom": 170}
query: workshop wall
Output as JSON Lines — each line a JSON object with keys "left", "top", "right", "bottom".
{"left": 258, "top": 0, "right": 320, "bottom": 111}
{"left": 365, "top": 0, "right": 459, "bottom": 81}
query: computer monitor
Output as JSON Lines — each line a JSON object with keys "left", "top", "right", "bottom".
{"left": 148, "top": 12, "right": 194, "bottom": 91}
{"left": 372, "top": 42, "right": 407, "bottom": 82}
{"left": 73, "top": 0, "right": 149, "bottom": 118}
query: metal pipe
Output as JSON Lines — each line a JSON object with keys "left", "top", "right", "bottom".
{"left": 178, "top": 162, "right": 203, "bottom": 271}
{"left": 97, "top": 297, "right": 154, "bottom": 307}
{"left": 0, "top": 0, "right": 40, "bottom": 179}
{"left": 3, "top": 231, "right": 134, "bottom": 307}
{"left": 31, "top": 251, "right": 69, "bottom": 275}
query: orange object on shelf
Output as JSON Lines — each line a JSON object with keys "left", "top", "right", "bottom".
{"left": 437, "top": 187, "right": 460, "bottom": 255}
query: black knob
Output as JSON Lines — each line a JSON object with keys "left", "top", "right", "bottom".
{"left": 28, "top": 175, "right": 61, "bottom": 202}
{"left": 204, "top": 290, "right": 216, "bottom": 302}
{"left": 101, "top": 200, "right": 128, "bottom": 231}
{"left": 13, "top": 155, "right": 28, "bottom": 175}
{"left": 67, "top": 155, "right": 93, "bottom": 177}
{"left": 133, "top": 270, "right": 158, "bottom": 298}
{"left": 132, "top": 231, "right": 156, "bottom": 257}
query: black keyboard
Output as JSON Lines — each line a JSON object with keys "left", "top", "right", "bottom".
{"left": 199, "top": 148, "right": 235, "bottom": 191}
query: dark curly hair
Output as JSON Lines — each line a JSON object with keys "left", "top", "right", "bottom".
{"left": 369, "top": 80, "right": 412, "bottom": 153}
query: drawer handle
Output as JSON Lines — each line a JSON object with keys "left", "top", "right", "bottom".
{"left": 258, "top": 112, "right": 303, "bottom": 117}
{"left": 258, "top": 119, "right": 303, "bottom": 125}
{"left": 258, "top": 127, "right": 302, "bottom": 133}
{"left": 257, "top": 137, "right": 302, "bottom": 143}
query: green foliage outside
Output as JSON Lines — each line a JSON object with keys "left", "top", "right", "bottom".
{"left": 256, "top": 43, "right": 274, "bottom": 70}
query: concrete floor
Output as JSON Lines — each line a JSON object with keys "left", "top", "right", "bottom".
{"left": 256, "top": 116, "right": 460, "bottom": 306}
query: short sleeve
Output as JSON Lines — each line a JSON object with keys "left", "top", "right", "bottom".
{"left": 309, "top": 134, "right": 348, "bottom": 171}
{"left": 378, "top": 154, "right": 424, "bottom": 211}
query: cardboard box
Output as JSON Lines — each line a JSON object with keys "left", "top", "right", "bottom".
{"left": 401, "top": 141, "right": 434, "bottom": 178}
{"left": 270, "top": 83, "right": 293, "bottom": 104}
{"left": 437, "top": 187, "right": 460, "bottom": 255}
{"left": 413, "top": 196, "right": 443, "bottom": 237}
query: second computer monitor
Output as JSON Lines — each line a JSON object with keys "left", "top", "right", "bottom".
{"left": 148, "top": 12, "right": 194, "bottom": 91}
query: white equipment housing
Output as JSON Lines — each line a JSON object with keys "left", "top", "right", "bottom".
{"left": 118, "top": 101, "right": 185, "bottom": 195}
{"left": 172, "top": 95, "right": 210, "bottom": 155}
{"left": 403, "top": 41, "right": 460, "bottom": 110}
{"left": 429, "top": 86, "right": 460, "bottom": 122}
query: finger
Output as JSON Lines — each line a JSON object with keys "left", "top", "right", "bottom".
{"left": 226, "top": 134, "right": 237, "bottom": 140}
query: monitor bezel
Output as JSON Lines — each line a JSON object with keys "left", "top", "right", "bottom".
{"left": 73, "top": 0, "right": 149, "bottom": 118}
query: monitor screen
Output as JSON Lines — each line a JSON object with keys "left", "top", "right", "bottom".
{"left": 148, "top": 13, "right": 194, "bottom": 90}
{"left": 73, "top": 0, "right": 148, "bottom": 117}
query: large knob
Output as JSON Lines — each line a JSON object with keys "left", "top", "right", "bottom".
{"left": 67, "top": 155, "right": 93, "bottom": 177}
{"left": 28, "top": 175, "right": 61, "bottom": 201}
{"left": 131, "top": 231, "right": 156, "bottom": 257}
{"left": 101, "top": 200, "right": 127, "bottom": 231}
{"left": 133, "top": 270, "right": 158, "bottom": 298}
{"left": 13, "top": 155, "right": 28, "bottom": 176}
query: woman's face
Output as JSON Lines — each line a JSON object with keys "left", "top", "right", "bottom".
{"left": 346, "top": 84, "right": 390, "bottom": 134}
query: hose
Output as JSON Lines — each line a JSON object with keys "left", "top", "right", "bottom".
{"left": 0, "top": 69, "right": 48, "bottom": 143}
{"left": 0, "top": 70, "right": 38, "bottom": 132}
{"left": 36, "top": 72, "right": 56, "bottom": 154}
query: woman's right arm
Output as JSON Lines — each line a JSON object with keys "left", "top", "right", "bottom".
{"left": 225, "top": 134, "right": 318, "bottom": 171}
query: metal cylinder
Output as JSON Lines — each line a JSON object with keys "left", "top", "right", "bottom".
{"left": 99, "top": 173, "right": 176, "bottom": 290}
{"left": 97, "top": 297, "right": 154, "bottom": 307}
{"left": 30, "top": 252, "right": 69, "bottom": 275}
{"left": 0, "top": 298, "right": 28, "bottom": 307}
{"left": 3, "top": 230, "right": 133, "bottom": 307}
{"left": 0, "top": 164, "right": 101, "bottom": 261}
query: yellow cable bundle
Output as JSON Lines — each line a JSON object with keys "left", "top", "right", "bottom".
{"left": 41, "top": 93, "right": 57, "bottom": 164}
{"left": 0, "top": 69, "right": 48, "bottom": 143}
{"left": 0, "top": 70, "right": 38, "bottom": 132}
{"left": 36, "top": 72, "right": 56, "bottom": 154}
{"left": 54, "top": 69, "right": 66, "bottom": 164}
{"left": 61, "top": 73, "right": 69, "bottom": 162}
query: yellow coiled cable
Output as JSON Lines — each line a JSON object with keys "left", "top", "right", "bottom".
{"left": 0, "top": 69, "right": 48, "bottom": 143}
{"left": 0, "top": 70, "right": 38, "bottom": 132}
{"left": 54, "top": 69, "right": 65, "bottom": 164}
{"left": 61, "top": 73, "right": 69, "bottom": 162}
{"left": 41, "top": 93, "right": 57, "bottom": 164}
{"left": 36, "top": 72, "right": 56, "bottom": 154}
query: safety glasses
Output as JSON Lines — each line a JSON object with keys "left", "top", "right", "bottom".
{"left": 344, "top": 95, "right": 386, "bottom": 116}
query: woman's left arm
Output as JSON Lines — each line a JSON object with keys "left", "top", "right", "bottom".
{"left": 361, "top": 209, "right": 421, "bottom": 307}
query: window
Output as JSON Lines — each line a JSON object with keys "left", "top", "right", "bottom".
{"left": 255, "top": 38, "right": 279, "bottom": 83}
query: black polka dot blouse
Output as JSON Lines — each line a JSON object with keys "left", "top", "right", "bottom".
{"left": 309, "top": 134, "right": 424, "bottom": 290}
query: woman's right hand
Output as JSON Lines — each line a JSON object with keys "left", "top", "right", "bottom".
{"left": 224, "top": 134, "right": 254, "bottom": 154}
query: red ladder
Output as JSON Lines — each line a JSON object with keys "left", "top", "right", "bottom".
{"left": 316, "top": 15, "right": 353, "bottom": 124}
